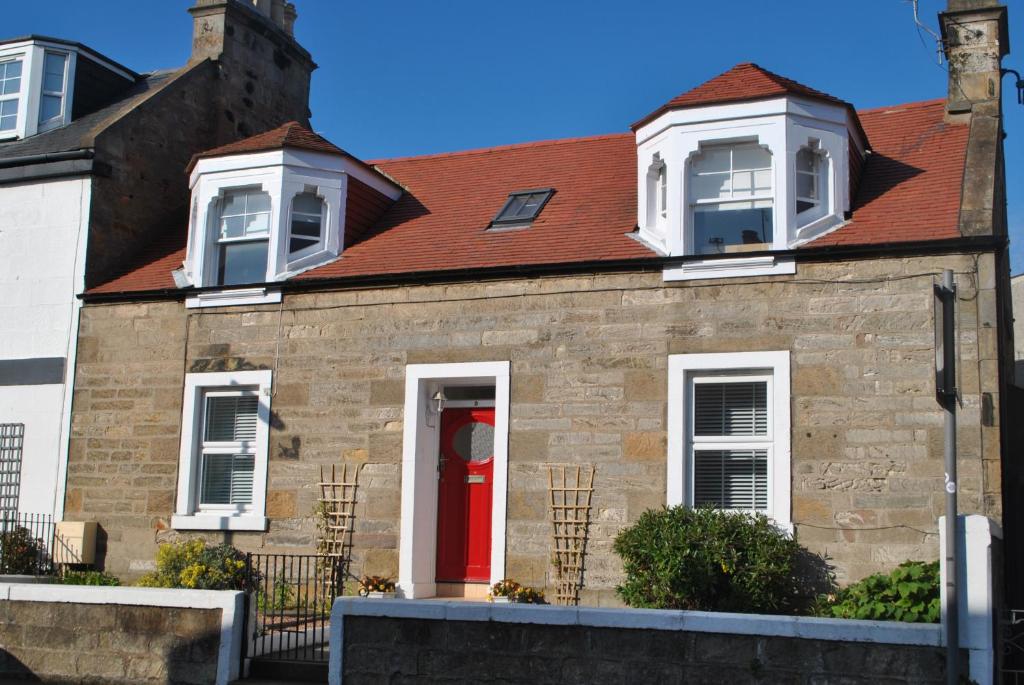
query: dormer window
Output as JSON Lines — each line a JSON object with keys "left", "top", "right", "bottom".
{"left": 288, "top": 191, "right": 325, "bottom": 258}
{"left": 0, "top": 59, "right": 21, "bottom": 132}
{"left": 0, "top": 38, "right": 137, "bottom": 141}
{"left": 491, "top": 188, "right": 553, "bottom": 228}
{"left": 215, "top": 189, "right": 272, "bottom": 286}
{"left": 182, "top": 122, "right": 403, "bottom": 307}
{"left": 633, "top": 63, "right": 866, "bottom": 279}
{"left": 690, "top": 143, "right": 773, "bottom": 255}
{"left": 38, "top": 52, "right": 68, "bottom": 130}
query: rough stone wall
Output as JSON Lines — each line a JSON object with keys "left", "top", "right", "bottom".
{"left": 340, "top": 615, "right": 950, "bottom": 684}
{"left": 68, "top": 253, "right": 1003, "bottom": 600}
{"left": 0, "top": 600, "right": 221, "bottom": 684}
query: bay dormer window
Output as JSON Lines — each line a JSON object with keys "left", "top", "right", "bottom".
{"left": 215, "top": 189, "right": 272, "bottom": 286}
{"left": 632, "top": 63, "right": 866, "bottom": 281}
{"left": 182, "top": 122, "right": 403, "bottom": 308}
{"left": 0, "top": 58, "right": 22, "bottom": 132}
{"left": 690, "top": 143, "right": 773, "bottom": 255}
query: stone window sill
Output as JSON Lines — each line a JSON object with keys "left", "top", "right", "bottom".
{"left": 171, "top": 514, "right": 267, "bottom": 532}
{"left": 663, "top": 255, "right": 795, "bottom": 282}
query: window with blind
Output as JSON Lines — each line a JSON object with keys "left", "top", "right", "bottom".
{"left": 669, "top": 352, "right": 790, "bottom": 526}
{"left": 198, "top": 392, "right": 258, "bottom": 509}
{"left": 691, "top": 379, "right": 770, "bottom": 512}
{"left": 174, "top": 369, "right": 272, "bottom": 531}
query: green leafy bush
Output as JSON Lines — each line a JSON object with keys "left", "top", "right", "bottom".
{"left": 0, "top": 526, "right": 44, "bottom": 575}
{"left": 613, "top": 506, "right": 815, "bottom": 614}
{"left": 57, "top": 570, "right": 121, "bottom": 586}
{"left": 136, "top": 539, "right": 251, "bottom": 591}
{"left": 813, "top": 560, "right": 940, "bottom": 623}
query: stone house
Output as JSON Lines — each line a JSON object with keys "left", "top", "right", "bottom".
{"left": 0, "top": 0, "right": 313, "bottom": 520}
{"left": 65, "top": 0, "right": 1016, "bottom": 606}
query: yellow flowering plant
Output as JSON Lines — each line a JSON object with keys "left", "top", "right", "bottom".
{"left": 489, "top": 579, "right": 545, "bottom": 604}
{"left": 137, "top": 539, "right": 252, "bottom": 591}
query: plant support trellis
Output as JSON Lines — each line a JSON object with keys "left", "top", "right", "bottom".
{"left": 316, "top": 463, "right": 358, "bottom": 571}
{"left": 548, "top": 464, "right": 594, "bottom": 606}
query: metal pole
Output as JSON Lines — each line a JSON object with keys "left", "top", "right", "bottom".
{"left": 941, "top": 268, "right": 959, "bottom": 685}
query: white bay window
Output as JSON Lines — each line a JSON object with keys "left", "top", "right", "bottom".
{"left": 667, "top": 351, "right": 791, "bottom": 529}
{"left": 173, "top": 370, "right": 272, "bottom": 531}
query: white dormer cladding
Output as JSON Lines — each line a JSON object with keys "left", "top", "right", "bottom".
{"left": 635, "top": 96, "right": 864, "bottom": 280}
{"left": 0, "top": 38, "right": 133, "bottom": 141}
{"left": 182, "top": 146, "right": 401, "bottom": 307}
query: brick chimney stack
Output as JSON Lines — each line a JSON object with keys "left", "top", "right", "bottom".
{"left": 187, "top": 0, "right": 315, "bottom": 138}
{"left": 940, "top": 0, "right": 1010, "bottom": 117}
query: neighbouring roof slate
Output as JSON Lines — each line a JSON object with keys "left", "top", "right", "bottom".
{"left": 86, "top": 98, "right": 968, "bottom": 296}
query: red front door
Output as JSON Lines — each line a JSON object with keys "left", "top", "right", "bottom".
{"left": 436, "top": 407, "right": 494, "bottom": 582}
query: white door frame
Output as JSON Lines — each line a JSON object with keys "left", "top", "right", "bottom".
{"left": 397, "top": 361, "right": 510, "bottom": 598}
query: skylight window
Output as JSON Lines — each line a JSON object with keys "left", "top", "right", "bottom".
{"left": 491, "top": 188, "right": 553, "bottom": 227}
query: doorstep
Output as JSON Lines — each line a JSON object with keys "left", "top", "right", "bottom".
{"left": 433, "top": 582, "right": 489, "bottom": 600}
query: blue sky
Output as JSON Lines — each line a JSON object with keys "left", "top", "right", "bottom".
{"left": 9, "top": 0, "right": 1024, "bottom": 271}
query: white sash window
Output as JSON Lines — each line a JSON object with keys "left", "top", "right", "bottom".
{"left": 173, "top": 370, "right": 272, "bottom": 531}
{"left": 667, "top": 351, "right": 791, "bottom": 529}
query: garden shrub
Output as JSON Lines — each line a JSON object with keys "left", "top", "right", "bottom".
{"left": 0, "top": 526, "right": 44, "bottom": 575}
{"left": 613, "top": 506, "right": 816, "bottom": 614}
{"left": 136, "top": 539, "right": 250, "bottom": 591}
{"left": 813, "top": 560, "right": 940, "bottom": 623}
{"left": 57, "top": 569, "right": 121, "bottom": 586}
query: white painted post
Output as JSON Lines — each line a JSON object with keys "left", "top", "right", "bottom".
{"left": 939, "top": 514, "right": 1002, "bottom": 685}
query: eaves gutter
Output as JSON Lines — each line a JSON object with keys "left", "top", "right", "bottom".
{"left": 79, "top": 234, "right": 1007, "bottom": 305}
{"left": 0, "top": 149, "right": 107, "bottom": 185}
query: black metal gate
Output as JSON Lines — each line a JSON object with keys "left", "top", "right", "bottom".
{"left": 1005, "top": 609, "right": 1024, "bottom": 683}
{"left": 243, "top": 553, "right": 344, "bottom": 665}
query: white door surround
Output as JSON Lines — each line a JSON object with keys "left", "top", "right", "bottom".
{"left": 397, "top": 361, "right": 510, "bottom": 599}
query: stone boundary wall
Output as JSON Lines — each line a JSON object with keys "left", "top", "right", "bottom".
{"left": 0, "top": 584, "right": 243, "bottom": 685}
{"left": 329, "top": 598, "right": 950, "bottom": 684}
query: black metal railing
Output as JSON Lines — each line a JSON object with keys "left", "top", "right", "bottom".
{"left": 245, "top": 553, "right": 344, "bottom": 663}
{"left": 0, "top": 513, "right": 56, "bottom": 576}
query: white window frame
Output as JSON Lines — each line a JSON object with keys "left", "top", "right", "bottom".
{"left": 209, "top": 187, "right": 273, "bottom": 287}
{"left": 688, "top": 141, "right": 774, "bottom": 255}
{"left": 667, "top": 351, "right": 791, "bottom": 530}
{"left": 795, "top": 142, "right": 830, "bottom": 228}
{"left": 37, "top": 50, "right": 69, "bottom": 132}
{"left": 0, "top": 56, "right": 23, "bottom": 135}
{"left": 172, "top": 370, "right": 272, "bottom": 531}
{"left": 286, "top": 190, "right": 327, "bottom": 261}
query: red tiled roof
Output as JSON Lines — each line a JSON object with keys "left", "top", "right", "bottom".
{"left": 87, "top": 99, "right": 969, "bottom": 296}
{"left": 633, "top": 63, "right": 854, "bottom": 130}
{"left": 808, "top": 99, "right": 967, "bottom": 247}
{"left": 186, "top": 121, "right": 350, "bottom": 172}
